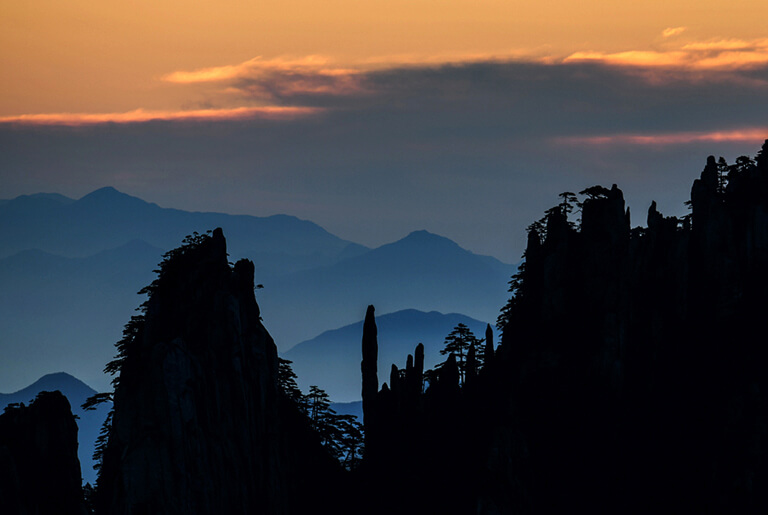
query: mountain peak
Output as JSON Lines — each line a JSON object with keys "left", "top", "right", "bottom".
{"left": 73, "top": 187, "right": 157, "bottom": 215}
{"left": 404, "top": 229, "right": 441, "bottom": 239}
{"left": 79, "top": 186, "right": 127, "bottom": 200}
{"left": 0, "top": 371, "right": 98, "bottom": 433}
{"left": 0, "top": 372, "right": 95, "bottom": 397}
{"left": 386, "top": 230, "right": 463, "bottom": 253}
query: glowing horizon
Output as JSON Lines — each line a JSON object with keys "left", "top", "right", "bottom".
{"left": 3, "top": 1, "right": 767, "bottom": 119}
{"left": 558, "top": 128, "right": 768, "bottom": 146}
{"left": 0, "top": 106, "right": 321, "bottom": 127}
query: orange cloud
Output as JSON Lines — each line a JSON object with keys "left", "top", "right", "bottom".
{"left": 565, "top": 50, "right": 689, "bottom": 67}
{"left": 0, "top": 106, "right": 321, "bottom": 126}
{"left": 162, "top": 56, "right": 348, "bottom": 84}
{"left": 564, "top": 37, "right": 768, "bottom": 69}
{"left": 162, "top": 56, "right": 364, "bottom": 100}
{"left": 559, "top": 128, "right": 768, "bottom": 146}
{"left": 662, "top": 27, "right": 687, "bottom": 38}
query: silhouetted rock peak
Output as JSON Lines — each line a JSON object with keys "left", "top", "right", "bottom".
{"left": 95, "top": 228, "right": 341, "bottom": 515}
{"left": 0, "top": 390, "right": 87, "bottom": 515}
{"left": 361, "top": 305, "right": 379, "bottom": 451}
{"left": 358, "top": 141, "right": 768, "bottom": 514}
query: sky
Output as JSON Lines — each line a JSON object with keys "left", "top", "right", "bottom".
{"left": 2, "top": 1, "right": 768, "bottom": 261}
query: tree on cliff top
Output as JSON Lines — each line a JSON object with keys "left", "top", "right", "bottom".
{"left": 438, "top": 323, "right": 484, "bottom": 384}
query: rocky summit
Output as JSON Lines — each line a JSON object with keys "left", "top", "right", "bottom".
{"left": 0, "top": 391, "right": 87, "bottom": 515}
{"left": 93, "top": 228, "right": 341, "bottom": 515}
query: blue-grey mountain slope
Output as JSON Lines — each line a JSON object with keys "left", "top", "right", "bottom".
{"left": 0, "top": 188, "right": 515, "bottom": 396}
{"left": 283, "top": 309, "right": 492, "bottom": 402}
{"left": 261, "top": 230, "right": 513, "bottom": 345}
{"left": 0, "top": 240, "right": 163, "bottom": 392}
{"left": 0, "top": 187, "right": 367, "bottom": 276}
{"left": 0, "top": 372, "right": 110, "bottom": 487}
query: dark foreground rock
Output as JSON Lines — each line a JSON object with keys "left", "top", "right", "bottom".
{"left": 94, "top": 229, "right": 344, "bottom": 515}
{"left": 0, "top": 391, "right": 87, "bottom": 515}
{"left": 361, "top": 142, "right": 768, "bottom": 514}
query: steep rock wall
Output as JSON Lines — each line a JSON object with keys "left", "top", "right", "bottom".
{"left": 0, "top": 391, "right": 87, "bottom": 515}
{"left": 95, "top": 228, "right": 341, "bottom": 515}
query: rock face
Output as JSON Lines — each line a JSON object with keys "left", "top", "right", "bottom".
{"left": 0, "top": 391, "right": 87, "bottom": 515}
{"left": 94, "top": 228, "right": 342, "bottom": 515}
{"left": 361, "top": 141, "right": 768, "bottom": 513}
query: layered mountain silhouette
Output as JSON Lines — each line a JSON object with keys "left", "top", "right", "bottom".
{"left": 261, "top": 230, "right": 512, "bottom": 344}
{"left": 0, "top": 189, "right": 513, "bottom": 392}
{"left": 0, "top": 187, "right": 365, "bottom": 269}
{"left": 6, "top": 144, "right": 767, "bottom": 514}
{"left": 284, "top": 309, "right": 489, "bottom": 402}
{"left": 0, "top": 242, "right": 162, "bottom": 391}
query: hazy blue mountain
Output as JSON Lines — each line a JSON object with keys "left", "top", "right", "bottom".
{"left": 0, "top": 240, "right": 163, "bottom": 392}
{"left": 0, "top": 187, "right": 367, "bottom": 277}
{"left": 0, "top": 188, "right": 515, "bottom": 397}
{"left": 284, "top": 309, "right": 492, "bottom": 402}
{"left": 0, "top": 372, "right": 94, "bottom": 408}
{"left": 0, "top": 372, "right": 110, "bottom": 487}
{"left": 260, "top": 230, "right": 513, "bottom": 346}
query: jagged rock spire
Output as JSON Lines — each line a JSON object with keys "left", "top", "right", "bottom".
{"left": 361, "top": 305, "right": 379, "bottom": 447}
{"left": 485, "top": 324, "right": 494, "bottom": 367}
{"left": 94, "top": 229, "right": 341, "bottom": 515}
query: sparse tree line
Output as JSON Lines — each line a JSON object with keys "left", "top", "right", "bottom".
{"left": 277, "top": 357, "right": 364, "bottom": 471}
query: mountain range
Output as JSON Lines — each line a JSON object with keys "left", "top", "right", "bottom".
{"left": 0, "top": 187, "right": 515, "bottom": 393}
{"left": 0, "top": 187, "right": 367, "bottom": 271}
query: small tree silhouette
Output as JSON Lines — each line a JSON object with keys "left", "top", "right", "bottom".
{"left": 305, "top": 385, "right": 364, "bottom": 470}
{"left": 277, "top": 357, "right": 306, "bottom": 410}
{"left": 439, "top": 323, "right": 484, "bottom": 385}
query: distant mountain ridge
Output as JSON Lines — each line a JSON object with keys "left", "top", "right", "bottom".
{"left": 261, "top": 230, "right": 513, "bottom": 345}
{"left": 0, "top": 187, "right": 515, "bottom": 396}
{"left": 0, "top": 186, "right": 367, "bottom": 271}
{"left": 0, "top": 239, "right": 164, "bottom": 391}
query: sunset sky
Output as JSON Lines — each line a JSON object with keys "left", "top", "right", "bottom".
{"left": 2, "top": 0, "right": 768, "bottom": 260}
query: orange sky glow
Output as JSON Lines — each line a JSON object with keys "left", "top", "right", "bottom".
{"left": 0, "top": 106, "right": 322, "bottom": 126}
{"left": 2, "top": 0, "right": 767, "bottom": 126}
{"left": 558, "top": 128, "right": 768, "bottom": 146}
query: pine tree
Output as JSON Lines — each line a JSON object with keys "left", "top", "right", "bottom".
{"left": 305, "top": 385, "right": 364, "bottom": 469}
{"left": 278, "top": 357, "right": 306, "bottom": 411}
{"left": 439, "top": 323, "right": 483, "bottom": 385}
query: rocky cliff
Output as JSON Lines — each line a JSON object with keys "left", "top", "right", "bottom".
{"left": 0, "top": 391, "right": 87, "bottom": 515}
{"left": 94, "top": 228, "right": 343, "bottom": 515}
{"left": 361, "top": 141, "right": 768, "bottom": 513}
